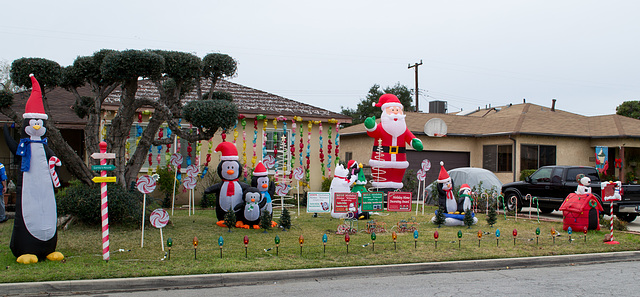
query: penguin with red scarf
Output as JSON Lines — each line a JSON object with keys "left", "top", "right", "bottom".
{"left": 204, "top": 142, "right": 249, "bottom": 227}
{"left": 437, "top": 161, "right": 458, "bottom": 214}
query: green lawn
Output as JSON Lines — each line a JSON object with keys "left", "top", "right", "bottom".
{"left": 1, "top": 206, "right": 639, "bottom": 283}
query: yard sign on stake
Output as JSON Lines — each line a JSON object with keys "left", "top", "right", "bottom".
{"left": 91, "top": 141, "right": 116, "bottom": 261}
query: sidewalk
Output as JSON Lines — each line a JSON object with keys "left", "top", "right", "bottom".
{"left": 2, "top": 251, "right": 639, "bottom": 296}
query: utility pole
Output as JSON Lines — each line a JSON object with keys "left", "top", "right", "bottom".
{"left": 408, "top": 60, "right": 423, "bottom": 112}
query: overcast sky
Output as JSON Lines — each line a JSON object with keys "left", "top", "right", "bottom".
{"left": 2, "top": 1, "right": 638, "bottom": 117}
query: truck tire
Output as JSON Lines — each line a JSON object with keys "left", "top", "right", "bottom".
{"left": 616, "top": 213, "right": 637, "bottom": 223}
{"left": 539, "top": 207, "right": 554, "bottom": 214}
{"left": 505, "top": 192, "right": 523, "bottom": 213}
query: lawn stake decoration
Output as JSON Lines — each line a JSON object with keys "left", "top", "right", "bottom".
{"left": 477, "top": 230, "right": 482, "bottom": 247}
{"left": 136, "top": 174, "right": 158, "bottom": 248}
{"left": 413, "top": 230, "right": 419, "bottom": 249}
{"left": 568, "top": 226, "right": 572, "bottom": 243}
{"left": 536, "top": 227, "right": 540, "bottom": 245}
{"left": 457, "top": 230, "right": 462, "bottom": 248}
{"left": 434, "top": 231, "right": 439, "bottom": 248}
{"left": 496, "top": 229, "right": 500, "bottom": 247}
{"left": 512, "top": 229, "right": 517, "bottom": 246}
{"left": 167, "top": 238, "right": 172, "bottom": 260}
{"left": 91, "top": 141, "right": 117, "bottom": 262}
{"left": 244, "top": 235, "right": 249, "bottom": 258}
{"left": 392, "top": 231, "right": 398, "bottom": 250}
{"left": 275, "top": 235, "right": 280, "bottom": 256}
{"left": 551, "top": 227, "right": 556, "bottom": 244}
{"left": 345, "top": 233, "right": 350, "bottom": 254}
{"left": 218, "top": 236, "right": 224, "bottom": 258}
{"left": 371, "top": 232, "right": 376, "bottom": 251}
{"left": 193, "top": 236, "right": 198, "bottom": 260}
{"left": 299, "top": 235, "right": 304, "bottom": 256}
{"left": 584, "top": 228, "right": 588, "bottom": 243}
{"left": 149, "top": 209, "right": 169, "bottom": 252}
{"left": 322, "top": 234, "right": 328, "bottom": 254}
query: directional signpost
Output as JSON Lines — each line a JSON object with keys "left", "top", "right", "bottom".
{"left": 92, "top": 141, "right": 116, "bottom": 261}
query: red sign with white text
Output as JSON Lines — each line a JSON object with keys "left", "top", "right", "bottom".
{"left": 333, "top": 192, "right": 359, "bottom": 213}
{"left": 387, "top": 192, "right": 412, "bottom": 212}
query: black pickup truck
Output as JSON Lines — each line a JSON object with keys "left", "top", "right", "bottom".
{"left": 501, "top": 166, "right": 640, "bottom": 222}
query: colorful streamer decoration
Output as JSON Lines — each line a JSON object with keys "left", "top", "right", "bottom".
{"left": 318, "top": 122, "right": 325, "bottom": 178}
{"left": 240, "top": 115, "right": 248, "bottom": 180}
{"left": 306, "top": 121, "right": 312, "bottom": 182}
{"left": 334, "top": 121, "right": 340, "bottom": 164}
{"left": 252, "top": 117, "right": 258, "bottom": 169}
{"left": 327, "top": 119, "right": 336, "bottom": 176}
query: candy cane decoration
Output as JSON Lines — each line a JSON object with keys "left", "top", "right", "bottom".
{"left": 48, "top": 156, "right": 61, "bottom": 188}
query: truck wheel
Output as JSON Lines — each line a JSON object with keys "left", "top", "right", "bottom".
{"left": 539, "top": 207, "right": 554, "bottom": 214}
{"left": 616, "top": 213, "right": 637, "bottom": 223}
{"left": 505, "top": 193, "right": 522, "bottom": 213}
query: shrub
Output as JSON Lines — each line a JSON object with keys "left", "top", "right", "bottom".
{"left": 321, "top": 177, "right": 331, "bottom": 192}
{"left": 57, "top": 180, "right": 143, "bottom": 226}
{"left": 519, "top": 169, "right": 536, "bottom": 181}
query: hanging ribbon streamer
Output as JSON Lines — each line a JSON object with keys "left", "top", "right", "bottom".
{"left": 202, "top": 138, "right": 213, "bottom": 178}
{"left": 233, "top": 120, "right": 238, "bottom": 144}
{"left": 306, "top": 121, "right": 312, "bottom": 182}
{"left": 165, "top": 126, "right": 172, "bottom": 164}
{"left": 289, "top": 118, "right": 298, "bottom": 180}
{"left": 240, "top": 115, "right": 247, "bottom": 180}
{"left": 260, "top": 115, "right": 268, "bottom": 160}
{"left": 335, "top": 121, "right": 340, "bottom": 164}
{"left": 299, "top": 117, "right": 304, "bottom": 168}
{"left": 195, "top": 140, "right": 201, "bottom": 167}
{"left": 318, "top": 122, "right": 325, "bottom": 178}
{"left": 252, "top": 117, "right": 259, "bottom": 169}
{"left": 327, "top": 119, "right": 336, "bottom": 176}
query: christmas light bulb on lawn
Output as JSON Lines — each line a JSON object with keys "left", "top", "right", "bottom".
{"left": 244, "top": 235, "right": 249, "bottom": 258}
{"left": 299, "top": 235, "right": 304, "bottom": 256}
{"left": 457, "top": 230, "right": 462, "bottom": 248}
{"left": 345, "top": 233, "right": 350, "bottom": 254}
{"left": 275, "top": 235, "right": 280, "bottom": 256}
{"left": 167, "top": 238, "right": 173, "bottom": 260}
{"left": 413, "top": 230, "right": 419, "bottom": 249}
{"left": 322, "top": 233, "right": 328, "bottom": 254}
{"left": 477, "top": 230, "right": 482, "bottom": 247}
{"left": 371, "top": 232, "right": 376, "bottom": 251}
{"left": 513, "top": 229, "right": 518, "bottom": 246}
{"left": 392, "top": 231, "right": 397, "bottom": 250}
{"left": 193, "top": 236, "right": 198, "bottom": 260}
{"left": 568, "top": 226, "right": 572, "bottom": 243}
{"left": 434, "top": 231, "right": 439, "bottom": 248}
{"left": 218, "top": 236, "right": 224, "bottom": 258}
{"left": 536, "top": 227, "right": 541, "bottom": 245}
{"left": 496, "top": 229, "right": 500, "bottom": 247}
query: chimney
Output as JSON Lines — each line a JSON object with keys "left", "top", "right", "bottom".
{"left": 551, "top": 99, "right": 556, "bottom": 112}
{"left": 523, "top": 98, "right": 526, "bottom": 103}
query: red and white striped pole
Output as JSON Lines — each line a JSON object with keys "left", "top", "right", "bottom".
{"left": 609, "top": 201, "right": 615, "bottom": 240}
{"left": 100, "top": 141, "right": 110, "bottom": 261}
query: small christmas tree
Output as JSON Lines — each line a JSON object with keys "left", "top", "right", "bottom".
{"left": 463, "top": 209, "right": 474, "bottom": 229}
{"left": 259, "top": 210, "right": 272, "bottom": 232}
{"left": 279, "top": 208, "right": 292, "bottom": 231}
{"left": 433, "top": 209, "right": 446, "bottom": 227}
{"left": 223, "top": 210, "right": 236, "bottom": 232}
{"left": 486, "top": 206, "right": 497, "bottom": 227}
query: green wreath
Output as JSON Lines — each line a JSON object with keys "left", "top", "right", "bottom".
{"left": 589, "top": 199, "right": 597, "bottom": 208}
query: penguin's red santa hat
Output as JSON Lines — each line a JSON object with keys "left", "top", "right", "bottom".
{"left": 215, "top": 141, "right": 238, "bottom": 161}
{"left": 24, "top": 74, "right": 48, "bottom": 120}
{"left": 254, "top": 161, "right": 268, "bottom": 177}
{"left": 459, "top": 183, "right": 471, "bottom": 192}
{"left": 437, "top": 161, "right": 451, "bottom": 184}
{"left": 372, "top": 93, "right": 403, "bottom": 111}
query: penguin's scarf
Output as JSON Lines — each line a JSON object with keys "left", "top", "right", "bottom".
{"left": 16, "top": 138, "right": 48, "bottom": 172}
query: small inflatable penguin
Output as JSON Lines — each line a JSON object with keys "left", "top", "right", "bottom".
{"left": 437, "top": 161, "right": 457, "bottom": 213}
{"left": 203, "top": 142, "right": 249, "bottom": 227}
{"left": 238, "top": 187, "right": 263, "bottom": 229}
{"left": 457, "top": 183, "right": 473, "bottom": 213}
{"left": 3, "top": 74, "right": 64, "bottom": 264}
{"left": 251, "top": 161, "right": 277, "bottom": 227}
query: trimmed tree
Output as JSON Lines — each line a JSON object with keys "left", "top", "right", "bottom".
{"left": 3, "top": 51, "right": 238, "bottom": 187}
{"left": 487, "top": 206, "right": 498, "bottom": 227}
{"left": 223, "top": 210, "right": 236, "bottom": 232}
{"left": 279, "top": 208, "right": 291, "bottom": 231}
{"left": 463, "top": 209, "right": 474, "bottom": 229}
{"left": 259, "top": 210, "right": 272, "bottom": 232}
{"left": 433, "top": 209, "right": 446, "bottom": 227}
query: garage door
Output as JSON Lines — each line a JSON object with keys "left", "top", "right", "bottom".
{"left": 406, "top": 150, "right": 470, "bottom": 184}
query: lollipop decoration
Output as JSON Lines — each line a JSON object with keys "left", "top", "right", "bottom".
{"left": 392, "top": 231, "right": 398, "bottom": 250}
{"left": 150, "top": 208, "right": 169, "bottom": 251}
{"left": 170, "top": 153, "right": 183, "bottom": 215}
{"left": 457, "top": 230, "right": 463, "bottom": 248}
{"left": 183, "top": 176, "right": 197, "bottom": 216}
{"left": 345, "top": 233, "right": 350, "bottom": 254}
{"left": 263, "top": 154, "right": 276, "bottom": 169}
{"left": 137, "top": 174, "right": 159, "bottom": 248}
{"left": 293, "top": 166, "right": 304, "bottom": 217}
{"left": 244, "top": 235, "right": 249, "bottom": 258}
{"left": 568, "top": 226, "right": 572, "bottom": 243}
{"left": 298, "top": 235, "right": 304, "bottom": 256}
{"left": 276, "top": 183, "right": 291, "bottom": 197}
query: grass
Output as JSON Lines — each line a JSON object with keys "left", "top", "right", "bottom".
{"left": 1, "top": 206, "right": 639, "bottom": 283}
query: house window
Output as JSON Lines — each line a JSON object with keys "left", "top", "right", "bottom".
{"left": 126, "top": 124, "right": 190, "bottom": 171}
{"left": 520, "top": 144, "right": 556, "bottom": 171}
{"left": 345, "top": 152, "right": 353, "bottom": 162}
{"left": 483, "top": 144, "right": 512, "bottom": 172}
{"left": 264, "top": 129, "right": 291, "bottom": 173}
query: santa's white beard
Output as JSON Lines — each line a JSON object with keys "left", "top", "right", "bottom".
{"left": 380, "top": 112, "right": 407, "bottom": 137}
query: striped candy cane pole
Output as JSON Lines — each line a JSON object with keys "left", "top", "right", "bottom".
{"left": 48, "top": 156, "right": 61, "bottom": 187}
{"left": 100, "top": 141, "right": 110, "bottom": 261}
{"left": 610, "top": 201, "right": 614, "bottom": 240}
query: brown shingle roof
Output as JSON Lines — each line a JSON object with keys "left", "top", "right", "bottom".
{"left": 104, "top": 79, "right": 351, "bottom": 122}
{"left": 341, "top": 103, "right": 640, "bottom": 138}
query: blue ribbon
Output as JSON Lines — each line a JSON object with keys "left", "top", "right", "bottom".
{"left": 16, "top": 138, "right": 48, "bottom": 172}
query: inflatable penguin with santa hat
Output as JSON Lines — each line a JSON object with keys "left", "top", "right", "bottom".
{"left": 437, "top": 161, "right": 457, "bottom": 214}
{"left": 457, "top": 183, "right": 473, "bottom": 213}
{"left": 3, "top": 74, "right": 64, "bottom": 264}
{"left": 251, "top": 161, "right": 276, "bottom": 226}
{"left": 204, "top": 142, "right": 249, "bottom": 227}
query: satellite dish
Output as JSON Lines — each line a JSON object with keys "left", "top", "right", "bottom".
{"left": 424, "top": 118, "right": 447, "bottom": 137}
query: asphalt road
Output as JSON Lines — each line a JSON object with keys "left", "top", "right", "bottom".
{"left": 69, "top": 260, "right": 640, "bottom": 297}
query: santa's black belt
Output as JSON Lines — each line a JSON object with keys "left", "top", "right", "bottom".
{"left": 373, "top": 146, "right": 406, "bottom": 154}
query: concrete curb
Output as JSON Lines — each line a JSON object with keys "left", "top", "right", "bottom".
{"left": 2, "top": 250, "right": 640, "bottom": 296}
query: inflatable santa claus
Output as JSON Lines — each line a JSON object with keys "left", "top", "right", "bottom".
{"left": 365, "top": 94, "right": 423, "bottom": 189}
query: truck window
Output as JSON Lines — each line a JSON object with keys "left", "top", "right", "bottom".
{"left": 566, "top": 168, "right": 600, "bottom": 183}
{"left": 551, "top": 168, "right": 563, "bottom": 183}
{"left": 530, "top": 167, "right": 552, "bottom": 182}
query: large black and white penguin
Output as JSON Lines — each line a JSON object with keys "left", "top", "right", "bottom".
{"left": 203, "top": 142, "right": 248, "bottom": 227}
{"left": 3, "top": 74, "right": 63, "bottom": 264}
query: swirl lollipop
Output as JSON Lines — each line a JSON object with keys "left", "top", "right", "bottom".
{"left": 416, "top": 169, "right": 426, "bottom": 181}
{"left": 293, "top": 167, "right": 304, "bottom": 181}
{"left": 263, "top": 155, "right": 276, "bottom": 169}
{"left": 136, "top": 175, "right": 157, "bottom": 194}
{"left": 421, "top": 159, "right": 431, "bottom": 171}
{"left": 170, "top": 153, "right": 183, "bottom": 168}
{"left": 149, "top": 209, "right": 169, "bottom": 252}
{"left": 275, "top": 183, "right": 290, "bottom": 196}
{"left": 183, "top": 176, "right": 197, "bottom": 190}
{"left": 185, "top": 165, "right": 200, "bottom": 178}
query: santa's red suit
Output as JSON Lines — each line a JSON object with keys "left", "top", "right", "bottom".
{"left": 366, "top": 94, "right": 422, "bottom": 189}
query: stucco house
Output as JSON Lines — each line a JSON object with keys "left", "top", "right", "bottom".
{"left": 339, "top": 100, "right": 640, "bottom": 187}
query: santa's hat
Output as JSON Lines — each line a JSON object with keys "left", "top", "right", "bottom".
{"left": 372, "top": 93, "right": 403, "bottom": 111}
{"left": 23, "top": 74, "right": 48, "bottom": 120}
{"left": 254, "top": 161, "right": 267, "bottom": 177}
{"left": 347, "top": 160, "right": 357, "bottom": 170}
{"left": 437, "top": 161, "right": 451, "bottom": 183}
{"left": 459, "top": 184, "right": 471, "bottom": 191}
{"left": 215, "top": 142, "right": 238, "bottom": 161}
